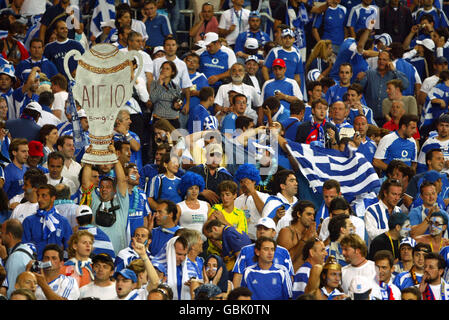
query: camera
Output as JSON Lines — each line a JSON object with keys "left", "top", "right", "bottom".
{"left": 31, "top": 260, "right": 52, "bottom": 272}
{"left": 171, "top": 97, "right": 183, "bottom": 111}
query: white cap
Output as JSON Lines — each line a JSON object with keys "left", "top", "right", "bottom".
{"left": 203, "top": 32, "right": 219, "bottom": 46}
{"left": 245, "top": 37, "right": 259, "bottom": 49}
{"left": 256, "top": 217, "right": 276, "bottom": 230}
{"left": 417, "top": 38, "right": 435, "bottom": 52}
{"left": 281, "top": 28, "right": 295, "bottom": 38}
{"left": 100, "top": 19, "right": 115, "bottom": 28}
{"left": 76, "top": 205, "right": 93, "bottom": 218}
{"left": 25, "top": 102, "right": 42, "bottom": 114}
{"left": 153, "top": 46, "right": 165, "bottom": 54}
{"left": 77, "top": 109, "right": 87, "bottom": 118}
{"left": 245, "top": 55, "right": 259, "bottom": 63}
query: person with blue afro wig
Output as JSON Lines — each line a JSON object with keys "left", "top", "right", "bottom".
{"left": 234, "top": 163, "right": 261, "bottom": 185}
{"left": 179, "top": 171, "right": 206, "bottom": 198}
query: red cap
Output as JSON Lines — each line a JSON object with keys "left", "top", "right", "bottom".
{"left": 28, "top": 140, "right": 44, "bottom": 157}
{"left": 272, "top": 58, "right": 286, "bottom": 68}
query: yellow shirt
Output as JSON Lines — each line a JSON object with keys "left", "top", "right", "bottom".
{"left": 206, "top": 203, "right": 248, "bottom": 257}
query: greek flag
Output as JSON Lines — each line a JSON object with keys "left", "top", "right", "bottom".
{"left": 286, "top": 142, "right": 380, "bottom": 202}
{"left": 90, "top": 0, "right": 116, "bottom": 38}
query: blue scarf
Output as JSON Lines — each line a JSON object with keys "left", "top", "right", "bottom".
{"left": 35, "top": 207, "right": 59, "bottom": 240}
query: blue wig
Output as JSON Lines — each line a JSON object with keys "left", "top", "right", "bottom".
{"left": 234, "top": 163, "right": 261, "bottom": 185}
{"left": 179, "top": 171, "right": 206, "bottom": 197}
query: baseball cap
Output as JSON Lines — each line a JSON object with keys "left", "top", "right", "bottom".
{"left": 423, "top": 170, "right": 444, "bottom": 183}
{"left": 244, "top": 37, "right": 259, "bottom": 50}
{"left": 206, "top": 143, "right": 222, "bottom": 155}
{"left": 374, "top": 33, "right": 392, "bottom": 46}
{"left": 249, "top": 10, "right": 261, "bottom": 18}
{"left": 153, "top": 46, "right": 165, "bottom": 55}
{"left": 76, "top": 205, "right": 93, "bottom": 218}
{"left": 28, "top": 140, "right": 44, "bottom": 157}
{"left": 77, "top": 109, "right": 87, "bottom": 118}
{"left": 0, "top": 63, "right": 16, "bottom": 80}
{"left": 245, "top": 55, "right": 259, "bottom": 63}
{"left": 399, "top": 237, "right": 416, "bottom": 248}
{"left": 349, "top": 276, "right": 373, "bottom": 300}
{"left": 272, "top": 58, "right": 286, "bottom": 68}
{"left": 203, "top": 32, "right": 219, "bottom": 46}
{"left": 281, "top": 28, "right": 295, "bottom": 38}
{"left": 416, "top": 38, "right": 435, "bottom": 52}
{"left": 256, "top": 217, "right": 276, "bottom": 230}
{"left": 25, "top": 102, "right": 42, "bottom": 114}
{"left": 438, "top": 113, "right": 449, "bottom": 123}
{"left": 114, "top": 269, "right": 138, "bottom": 283}
{"left": 435, "top": 56, "right": 448, "bottom": 65}
{"left": 92, "top": 253, "right": 114, "bottom": 268}
{"left": 307, "top": 68, "right": 321, "bottom": 81}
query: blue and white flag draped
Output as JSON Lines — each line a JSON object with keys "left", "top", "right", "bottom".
{"left": 67, "top": 80, "right": 86, "bottom": 155}
{"left": 90, "top": 0, "right": 116, "bottom": 38}
{"left": 285, "top": 142, "right": 380, "bottom": 202}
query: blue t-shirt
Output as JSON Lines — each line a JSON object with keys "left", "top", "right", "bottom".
{"left": 3, "top": 162, "right": 27, "bottom": 199}
{"left": 329, "top": 37, "right": 368, "bottom": 82}
{"left": 148, "top": 174, "right": 183, "bottom": 204}
{"left": 43, "top": 39, "right": 85, "bottom": 79}
{"left": 234, "top": 30, "right": 271, "bottom": 54}
{"left": 265, "top": 47, "right": 305, "bottom": 91}
{"left": 127, "top": 189, "right": 151, "bottom": 239}
{"left": 187, "top": 103, "right": 212, "bottom": 134}
{"left": 188, "top": 72, "right": 209, "bottom": 108}
{"left": 15, "top": 57, "right": 59, "bottom": 84}
{"left": 199, "top": 49, "right": 232, "bottom": 88}
{"left": 241, "top": 263, "right": 292, "bottom": 300}
{"left": 313, "top": 5, "right": 348, "bottom": 46}
{"left": 347, "top": 4, "right": 379, "bottom": 33}
{"left": 144, "top": 14, "right": 172, "bottom": 47}
{"left": 149, "top": 225, "right": 181, "bottom": 256}
{"left": 374, "top": 131, "right": 418, "bottom": 167}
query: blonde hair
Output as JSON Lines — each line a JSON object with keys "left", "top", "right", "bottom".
{"left": 306, "top": 40, "right": 332, "bottom": 72}
{"left": 67, "top": 230, "right": 94, "bottom": 258}
{"left": 340, "top": 233, "right": 367, "bottom": 258}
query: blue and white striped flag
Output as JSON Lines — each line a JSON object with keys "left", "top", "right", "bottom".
{"left": 285, "top": 141, "right": 380, "bottom": 202}
{"left": 90, "top": 0, "right": 116, "bottom": 38}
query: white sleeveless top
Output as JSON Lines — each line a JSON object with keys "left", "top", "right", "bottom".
{"left": 178, "top": 200, "right": 209, "bottom": 238}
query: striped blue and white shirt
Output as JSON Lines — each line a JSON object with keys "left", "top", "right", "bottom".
{"left": 292, "top": 261, "right": 312, "bottom": 299}
{"left": 35, "top": 274, "right": 80, "bottom": 300}
{"left": 364, "top": 199, "right": 401, "bottom": 241}
{"left": 374, "top": 131, "right": 418, "bottom": 167}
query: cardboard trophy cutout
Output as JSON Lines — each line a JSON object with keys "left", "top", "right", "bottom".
{"left": 63, "top": 43, "right": 143, "bottom": 165}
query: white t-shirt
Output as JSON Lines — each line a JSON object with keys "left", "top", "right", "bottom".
{"left": 79, "top": 282, "right": 117, "bottom": 300}
{"left": 420, "top": 75, "right": 440, "bottom": 95}
{"left": 52, "top": 91, "right": 69, "bottom": 122}
{"left": 62, "top": 160, "right": 82, "bottom": 191}
{"left": 234, "top": 191, "right": 270, "bottom": 240}
{"left": 178, "top": 200, "right": 209, "bottom": 240}
{"left": 152, "top": 56, "right": 193, "bottom": 89}
{"left": 45, "top": 174, "right": 77, "bottom": 196}
{"left": 218, "top": 8, "right": 250, "bottom": 45}
{"left": 10, "top": 201, "right": 38, "bottom": 223}
{"left": 35, "top": 274, "right": 80, "bottom": 300}
{"left": 341, "top": 259, "right": 378, "bottom": 294}
{"left": 319, "top": 215, "right": 366, "bottom": 242}
{"left": 120, "top": 48, "right": 153, "bottom": 84}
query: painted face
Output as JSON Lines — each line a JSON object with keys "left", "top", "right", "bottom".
{"left": 429, "top": 216, "right": 445, "bottom": 236}
{"left": 399, "top": 220, "right": 411, "bottom": 238}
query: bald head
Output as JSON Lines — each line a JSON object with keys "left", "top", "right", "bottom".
{"left": 15, "top": 271, "right": 37, "bottom": 293}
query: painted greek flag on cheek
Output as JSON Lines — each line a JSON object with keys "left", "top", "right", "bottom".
{"left": 285, "top": 141, "right": 380, "bottom": 202}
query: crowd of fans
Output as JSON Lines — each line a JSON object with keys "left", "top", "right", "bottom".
{"left": 1, "top": 0, "right": 449, "bottom": 301}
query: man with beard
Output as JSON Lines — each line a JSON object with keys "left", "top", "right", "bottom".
{"left": 215, "top": 63, "right": 261, "bottom": 124}
{"left": 278, "top": 200, "right": 317, "bottom": 272}
{"left": 368, "top": 211, "right": 411, "bottom": 261}
{"left": 419, "top": 252, "right": 449, "bottom": 300}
